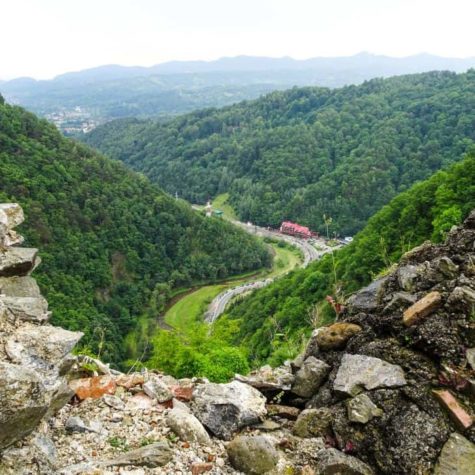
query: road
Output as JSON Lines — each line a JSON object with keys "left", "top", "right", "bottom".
{"left": 229, "top": 220, "right": 321, "bottom": 267}
{"left": 204, "top": 220, "right": 333, "bottom": 323}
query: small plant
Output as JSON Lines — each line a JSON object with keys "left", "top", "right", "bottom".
{"left": 403, "top": 334, "right": 413, "bottom": 345}
{"left": 325, "top": 295, "right": 344, "bottom": 316}
{"left": 139, "top": 437, "right": 155, "bottom": 447}
{"left": 108, "top": 436, "right": 128, "bottom": 451}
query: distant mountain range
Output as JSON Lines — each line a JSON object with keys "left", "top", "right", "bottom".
{"left": 6, "top": 52, "right": 475, "bottom": 84}
{"left": 2, "top": 53, "right": 475, "bottom": 132}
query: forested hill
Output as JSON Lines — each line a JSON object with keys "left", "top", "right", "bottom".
{"left": 0, "top": 95, "right": 270, "bottom": 363}
{"left": 222, "top": 155, "right": 475, "bottom": 365}
{"left": 85, "top": 70, "right": 475, "bottom": 235}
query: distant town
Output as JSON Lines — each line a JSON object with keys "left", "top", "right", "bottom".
{"left": 45, "top": 106, "right": 101, "bottom": 135}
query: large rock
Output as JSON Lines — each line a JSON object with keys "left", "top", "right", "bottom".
{"left": 434, "top": 432, "right": 475, "bottom": 475}
{"left": 316, "top": 323, "right": 362, "bottom": 351}
{"left": 5, "top": 325, "right": 83, "bottom": 385}
{"left": 191, "top": 380, "right": 266, "bottom": 440}
{"left": 165, "top": 408, "right": 211, "bottom": 444}
{"left": 227, "top": 435, "right": 279, "bottom": 474}
{"left": 333, "top": 354, "right": 406, "bottom": 396}
{"left": 235, "top": 364, "right": 294, "bottom": 391}
{"left": 0, "top": 203, "right": 24, "bottom": 230}
{"left": 0, "top": 362, "right": 49, "bottom": 449}
{"left": 293, "top": 408, "right": 333, "bottom": 438}
{"left": 0, "top": 203, "right": 24, "bottom": 247}
{"left": 346, "top": 277, "right": 387, "bottom": 312}
{"left": 0, "top": 275, "right": 42, "bottom": 297}
{"left": 397, "top": 264, "right": 422, "bottom": 292}
{"left": 143, "top": 375, "right": 173, "bottom": 403}
{"left": 316, "top": 448, "right": 374, "bottom": 475}
{"left": 448, "top": 286, "right": 475, "bottom": 311}
{"left": 1, "top": 295, "right": 50, "bottom": 322}
{"left": 347, "top": 393, "right": 383, "bottom": 424}
{"left": 292, "top": 356, "right": 330, "bottom": 398}
{"left": 0, "top": 247, "right": 38, "bottom": 277}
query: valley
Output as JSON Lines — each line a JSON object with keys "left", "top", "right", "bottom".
{"left": 151, "top": 198, "right": 332, "bottom": 336}
{"left": 2, "top": 2, "right": 475, "bottom": 474}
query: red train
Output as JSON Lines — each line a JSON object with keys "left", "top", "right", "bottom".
{"left": 279, "top": 221, "right": 318, "bottom": 239}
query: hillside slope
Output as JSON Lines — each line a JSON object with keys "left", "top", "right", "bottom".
{"left": 222, "top": 155, "right": 475, "bottom": 364}
{"left": 0, "top": 95, "right": 270, "bottom": 363}
{"left": 85, "top": 70, "right": 475, "bottom": 235}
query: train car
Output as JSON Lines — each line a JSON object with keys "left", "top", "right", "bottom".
{"left": 279, "top": 221, "right": 317, "bottom": 239}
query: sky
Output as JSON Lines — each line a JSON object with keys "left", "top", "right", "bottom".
{"left": 2, "top": 0, "right": 475, "bottom": 79}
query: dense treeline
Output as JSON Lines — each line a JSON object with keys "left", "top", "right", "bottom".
{"left": 221, "top": 155, "right": 475, "bottom": 365}
{"left": 85, "top": 70, "right": 475, "bottom": 235}
{"left": 0, "top": 96, "right": 271, "bottom": 364}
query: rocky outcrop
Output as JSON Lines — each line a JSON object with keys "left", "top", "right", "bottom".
{"left": 284, "top": 209, "right": 475, "bottom": 474}
{"left": 0, "top": 204, "right": 82, "bottom": 450}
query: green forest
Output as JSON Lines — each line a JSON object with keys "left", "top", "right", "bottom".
{"left": 220, "top": 155, "right": 475, "bottom": 365}
{"left": 0, "top": 95, "right": 271, "bottom": 365}
{"left": 85, "top": 70, "right": 475, "bottom": 235}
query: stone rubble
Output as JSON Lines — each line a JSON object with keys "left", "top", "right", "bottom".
{"left": 1, "top": 204, "right": 475, "bottom": 474}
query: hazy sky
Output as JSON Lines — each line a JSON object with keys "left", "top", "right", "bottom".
{"left": 2, "top": 0, "right": 475, "bottom": 79}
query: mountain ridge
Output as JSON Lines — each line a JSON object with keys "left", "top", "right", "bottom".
{"left": 4, "top": 52, "right": 475, "bottom": 84}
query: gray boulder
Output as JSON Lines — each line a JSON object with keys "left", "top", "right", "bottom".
{"left": 166, "top": 408, "right": 211, "bottom": 444}
{"left": 434, "top": 432, "right": 475, "bottom": 475}
{"left": 0, "top": 362, "right": 49, "bottom": 449}
{"left": 143, "top": 375, "right": 173, "bottom": 403}
{"left": 32, "top": 433, "right": 58, "bottom": 468}
{"left": 227, "top": 435, "right": 279, "bottom": 474}
{"left": 1, "top": 296, "right": 50, "bottom": 323}
{"left": 191, "top": 380, "right": 266, "bottom": 440}
{"left": 347, "top": 277, "right": 387, "bottom": 312}
{"left": 235, "top": 364, "right": 294, "bottom": 391}
{"left": 333, "top": 354, "right": 406, "bottom": 396}
{"left": 0, "top": 276, "right": 42, "bottom": 297}
{"left": 5, "top": 325, "right": 83, "bottom": 385}
{"left": 293, "top": 408, "right": 333, "bottom": 438}
{"left": 0, "top": 203, "right": 24, "bottom": 247}
{"left": 292, "top": 356, "right": 330, "bottom": 398}
{"left": 0, "top": 248, "right": 38, "bottom": 277}
{"left": 316, "top": 448, "right": 374, "bottom": 475}
{"left": 65, "top": 416, "right": 102, "bottom": 434}
{"left": 347, "top": 393, "right": 383, "bottom": 424}
{"left": 397, "top": 264, "right": 421, "bottom": 292}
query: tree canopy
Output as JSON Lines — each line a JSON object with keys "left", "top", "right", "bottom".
{"left": 85, "top": 70, "right": 475, "bottom": 235}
